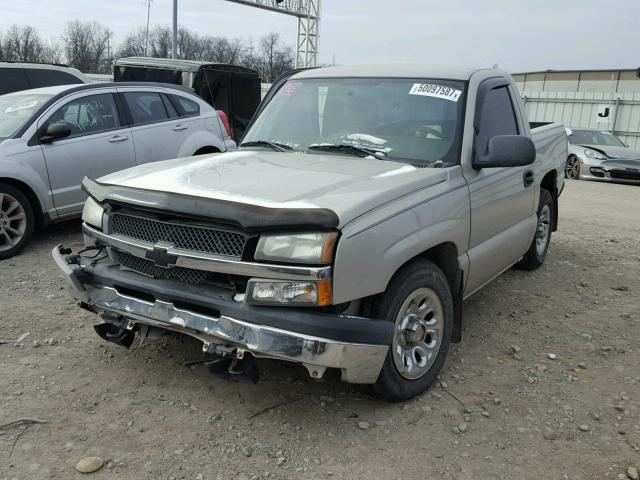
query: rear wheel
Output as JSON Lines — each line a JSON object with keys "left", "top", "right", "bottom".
{"left": 565, "top": 155, "right": 580, "bottom": 179}
{"left": 370, "top": 259, "right": 453, "bottom": 402}
{"left": 0, "top": 183, "right": 35, "bottom": 260}
{"left": 518, "top": 188, "right": 553, "bottom": 270}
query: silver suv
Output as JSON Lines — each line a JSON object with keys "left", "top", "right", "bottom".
{"left": 0, "top": 82, "right": 234, "bottom": 259}
{"left": 0, "top": 62, "right": 87, "bottom": 96}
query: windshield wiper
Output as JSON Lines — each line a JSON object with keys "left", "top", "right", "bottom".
{"left": 240, "top": 140, "right": 293, "bottom": 152}
{"left": 307, "top": 144, "right": 387, "bottom": 159}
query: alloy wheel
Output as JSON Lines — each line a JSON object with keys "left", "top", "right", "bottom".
{"left": 0, "top": 192, "right": 27, "bottom": 253}
{"left": 565, "top": 157, "right": 580, "bottom": 179}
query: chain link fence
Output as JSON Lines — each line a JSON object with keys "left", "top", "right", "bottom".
{"left": 83, "top": 72, "right": 113, "bottom": 83}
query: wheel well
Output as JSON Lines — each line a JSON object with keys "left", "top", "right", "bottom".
{"left": 540, "top": 170, "right": 558, "bottom": 231}
{"left": 193, "top": 146, "right": 221, "bottom": 156}
{"left": 418, "top": 242, "right": 459, "bottom": 292}
{"left": 0, "top": 178, "right": 45, "bottom": 228}
{"left": 360, "top": 242, "right": 463, "bottom": 342}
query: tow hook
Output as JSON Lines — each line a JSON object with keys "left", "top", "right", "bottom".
{"left": 94, "top": 323, "right": 135, "bottom": 348}
{"left": 208, "top": 356, "right": 260, "bottom": 384}
{"left": 202, "top": 342, "right": 259, "bottom": 384}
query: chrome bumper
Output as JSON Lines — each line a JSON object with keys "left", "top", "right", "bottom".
{"left": 52, "top": 246, "right": 389, "bottom": 384}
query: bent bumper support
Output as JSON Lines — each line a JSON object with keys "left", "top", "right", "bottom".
{"left": 52, "top": 245, "right": 390, "bottom": 384}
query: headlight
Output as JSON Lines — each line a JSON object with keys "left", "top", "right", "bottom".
{"left": 584, "top": 149, "right": 607, "bottom": 160}
{"left": 82, "top": 197, "right": 104, "bottom": 229}
{"left": 246, "top": 279, "right": 332, "bottom": 306}
{"left": 255, "top": 232, "right": 337, "bottom": 264}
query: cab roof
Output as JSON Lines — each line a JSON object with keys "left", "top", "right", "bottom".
{"left": 3, "top": 82, "right": 196, "bottom": 98}
{"left": 292, "top": 65, "right": 508, "bottom": 81}
{"left": 113, "top": 57, "right": 259, "bottom": 76}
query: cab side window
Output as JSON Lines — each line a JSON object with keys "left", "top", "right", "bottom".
{"left": 171, "top": 95, "right": 200, "bottom": 117}
{"left": 48, "top": 93, "right": 120, "bottom": 138}
{"left": 0, "top": 68, "right": 30, "bottom": 95}
{"left": 124, "top": 92, "right": 169, "bottom": 125}
{"left": 26, "top": 69, "right": 82, "bottom": 88}
{"left": 475, "top": 86, "right": 519, "bottom": 156}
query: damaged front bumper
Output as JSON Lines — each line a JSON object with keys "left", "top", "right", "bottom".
{"left": 52, "top": 245, "right": 392, "bottom": 384}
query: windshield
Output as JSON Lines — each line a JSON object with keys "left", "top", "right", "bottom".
{"left": 569, "top": 129, "right": 626, "bottom": 147}
{"left": 0, "top": 93, "right": 53, "bottom": 140}
{"left": 243, "top": 77, "right": 466, "bottom": 167}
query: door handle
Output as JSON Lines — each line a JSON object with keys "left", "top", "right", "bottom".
{"left": 523, "top": 170, "right": 534, "bottom": 187}
{"left": 173, "top": 124, "right": 188, "bottom": 131}
{"left": 109, "top": 134, "right": 128, "bottom": 143}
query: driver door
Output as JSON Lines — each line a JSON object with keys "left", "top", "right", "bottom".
{"left": 38, "top": 89, "right": 135, "bottom": 217}
{"left": 463, "top": 81, "right": 536, "bottom": 295}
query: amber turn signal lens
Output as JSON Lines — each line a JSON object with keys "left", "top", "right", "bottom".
{"left": 320, "top": 233, "right": 338, "bottom": 264}
{"left": 317, "top": 280, "right": 332, "bottom": 306}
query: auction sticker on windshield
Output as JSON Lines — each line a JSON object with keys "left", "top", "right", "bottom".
{"left": 409, "top": 83, "right": 462, "bottom": 102}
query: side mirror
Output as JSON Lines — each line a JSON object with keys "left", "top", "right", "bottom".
{"left": 40, "top": 123, "right": 72, "bottom": 144}
{"left": 474, "top": 135, "right": 536, "bottom": 169}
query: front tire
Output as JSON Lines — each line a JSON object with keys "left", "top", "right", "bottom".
{"left": 0, "top": 183, "right": 35, "bottom": 260}
{"left": 565, "top": 155, "right": 580, "bottom": 179}
{"left": 370, "top": 259, "right": 454, "bottom": 402}
{"left": 518, "top": 188, "right": 553, "bottom": 271}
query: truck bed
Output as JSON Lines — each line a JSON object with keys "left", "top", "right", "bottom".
{"left": 530, "top": 122, "right": 568, "bottom": 192}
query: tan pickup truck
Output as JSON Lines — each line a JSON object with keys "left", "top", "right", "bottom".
{"left": 54, "top": 65, "right": 567, "bottom": 401}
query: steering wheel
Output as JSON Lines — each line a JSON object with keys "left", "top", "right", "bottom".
{"left": 410, "top": 125, "right": 444, "bottom": 140}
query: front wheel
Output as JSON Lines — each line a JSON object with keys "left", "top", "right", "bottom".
{"left": 0, "top": 183, "right": 35, "bottom": 260}
{"left": 565, "top": 155, "right": 580, "bottom": 179}
{"left": 518, "top": 188, "right": 554, "bottom": 271}
{"left": 370, "top": 259, "right": 454, "bottom": 402}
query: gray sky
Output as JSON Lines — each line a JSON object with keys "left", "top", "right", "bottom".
{"left": 2, "top": 0, "right": 638, "bottom": 72}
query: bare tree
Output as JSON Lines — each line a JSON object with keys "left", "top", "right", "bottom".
{"left": 149, "top": 26, "right": 172, "bottom": 58}
{"left": 0, "top": 25, "right": 54, "bottom": 63}
{"left": 1, "top": 22, "right": 294, "bottom": 81}
{"left": 196, "top": 37, "right": 244, "bottom": 64}
{"left": 244, "top": 32, "right": 294, "bottom": 82}
{"left": 225, "top": 39, "right": 244, "bottom": 64}
{"left": 177, "top": 27, "right": 200, "bottom": 60}
{"left": 117, "top": 25, "right": 171, "bottom": 59}
{"left": 41, "top": 40, "right": 64, "bottom": 64}
{"left": 63, "top": 20, "right": 113, "bottom": 73}
{"left": 117, "top": 28, "right": 147, "bottom": 58}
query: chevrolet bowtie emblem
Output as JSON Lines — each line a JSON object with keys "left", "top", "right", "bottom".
{"left": 145, "top": 245, "right": 178, "bottom": 268}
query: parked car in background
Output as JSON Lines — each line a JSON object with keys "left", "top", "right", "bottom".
{"left": 54, "top": 65, "right": 567, "bottom": 401}
{"left": 0, "top": 62, "right": 87, "bottom": 96}
{"left": 566, "top": 128, "right": 640, "bottom": 184}
{"left": 113, "top": 57, "right": 261, "bottom": 141}
{"left": 0, "top": 82, "right": 234, "bottom": 259}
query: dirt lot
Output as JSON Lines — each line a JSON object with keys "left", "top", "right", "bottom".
{"left": 1, "top": 180, "right": 639, "bottom": 480}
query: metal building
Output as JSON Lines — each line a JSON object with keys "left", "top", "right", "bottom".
{"left": 513, "top": 69, "right": 640, "bottom": 149}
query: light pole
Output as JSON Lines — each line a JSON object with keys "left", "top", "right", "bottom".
{"left": 171, "top": 0, "right": 178, "bottom": 59}
{"left": 144, "top": 0, "right": 153, "bottom": 56}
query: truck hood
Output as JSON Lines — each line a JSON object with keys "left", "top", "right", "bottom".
{"left": 97, "top": 150, "right": 448, "bottom": 227}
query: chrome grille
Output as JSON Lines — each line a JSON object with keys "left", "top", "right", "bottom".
{"left": 111, "top": 213, "right": 247, "bottom": 257}
{"left": 115, "top": 251, "right": 209, "bottom": 285}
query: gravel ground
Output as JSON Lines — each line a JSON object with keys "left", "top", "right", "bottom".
{"left": 1, "top": 180, "right": 639, "bottom": 480}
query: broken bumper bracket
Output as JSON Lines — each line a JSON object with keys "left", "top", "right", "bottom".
{"left": 52, "top": 245, "right": 392, "bottom": 384}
